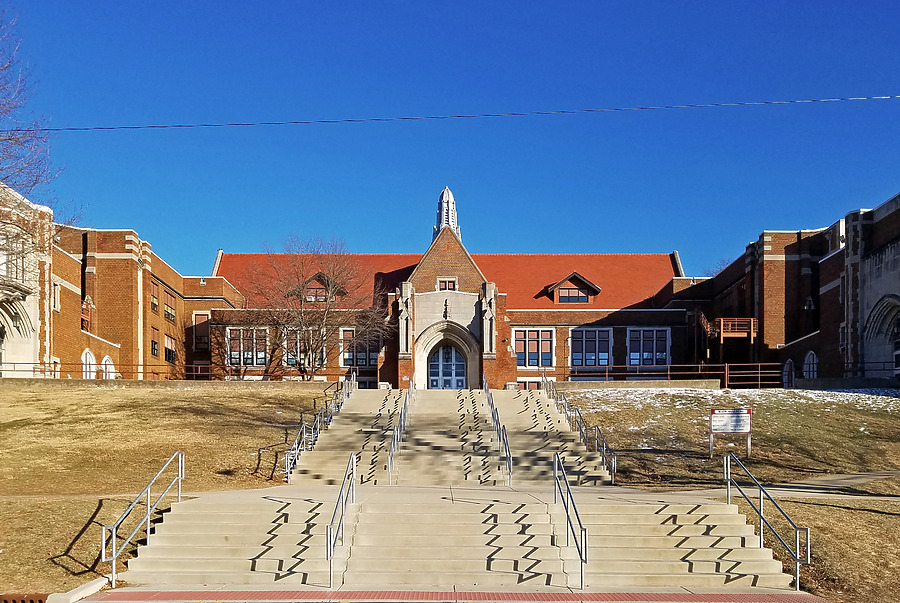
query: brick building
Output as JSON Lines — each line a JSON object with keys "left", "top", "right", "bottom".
{"left": 0, "top": 185, "right": 897, "bottom": 385}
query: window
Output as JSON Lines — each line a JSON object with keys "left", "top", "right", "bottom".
{"left": 803, "top": 351, "right": 818, "bottom": 379}
{"left": 438, "top": 278, "right": 457, "bottom": 291}
{"left": 164, "top": 335, "right": 177, "bottom": 364}
{"left": 150, "top": 282, "right": 159, "bottom": 313}
{"left": 0, "top": 234, "right": 25, "bottom": 281}
{"left": 101, "top": 356, "right": 116, "bottom": 379}
{"left": 81, "top": 349, "right": 96, "bottom": 379}
{"left": 515, "top": 329, "right": 553, "bottom": 367}
{"left": 628, "top": 329, "right": 669, "bottom": 366}
{"left": 284, "top": 329, "right": 324, "bottom": 368}
{"left": 163, "top": 290, "right": 176, "bottom": 322}
{"left": 341, "top": 328, "right": 381, "bottom": 367}
{"left": 305, "top": 286, "right": 328, "bottom": 302}
{"left": 559, "top": 287, "right": 589, "bottom": 303}
{"left": 193, "top": 313, "right": 210, "bottom": 351}
{"left": 150, "top": 327, "right": 159, "bottom": 357}
{"left": 228, "top": 328, "right": 268, "bottom": 366}
{"left": 52, "top": 283, "right": 61, "bottom": 312}
{"left": 571, "top": 329, "right": 611, "bottom": 367}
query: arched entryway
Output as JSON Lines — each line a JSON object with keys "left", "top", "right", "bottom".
{"left": 428, "top": 344, "right": 466, "bottom": 389}
{"left": 414, "top": 320, "right": 480, "bottom": 390}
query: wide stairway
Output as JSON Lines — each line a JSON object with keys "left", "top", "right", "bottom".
{"left": 119, "top": 387, "right": 797, "bottom": 595}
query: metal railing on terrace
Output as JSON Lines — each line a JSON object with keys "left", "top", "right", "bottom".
{"left": 562, "top": 362, "right": 783, "bottom": 388}
{"left": 0, "top": 361, "right": 367, "bottom": 382}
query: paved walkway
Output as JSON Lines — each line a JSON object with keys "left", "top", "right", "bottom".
{"left": 668, "top": 470, "right": 900, "bottom": 501}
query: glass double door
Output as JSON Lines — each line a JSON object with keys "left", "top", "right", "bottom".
{"left": 428, "top": 344, "right": 466, "bottom": 389}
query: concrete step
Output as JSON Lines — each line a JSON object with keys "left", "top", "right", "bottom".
{"left": 341, "top": 569, "right": 572, "bottom": 588}
{"left": 148, "top": 533, "right": 331, "bottom": 547}
{"left": 127, "top": 556, "right": 332, "bottom": 573}
{"left": 120, "top": 569, "right": 331, "bottom": 585}
{"left": 152, "top": 522, "right": 332, "bottom": 536}
{"left": 353, "top": 522, "right": 556, "bottom": 536}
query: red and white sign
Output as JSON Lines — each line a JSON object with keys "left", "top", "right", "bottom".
{"left": 710, "top": 408, "right": 752, "bottom": 433}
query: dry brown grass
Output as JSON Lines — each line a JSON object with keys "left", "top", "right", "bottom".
{"left": 0, "top": 382, "right": 322, "bottom": 592}
{"left": 729, "top": 497, "right": 900, "bottom": 603}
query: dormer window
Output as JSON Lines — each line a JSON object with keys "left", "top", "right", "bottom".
{"left": 438, "top": 278, "right": 457, "bottom": 291}
{"left": 547, "top": 272, "right": 600, "bottom": 304}
{"left": 558, "top": 287, "right": 589, "bottom": 303}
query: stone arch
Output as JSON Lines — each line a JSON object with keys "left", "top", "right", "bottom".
{"left": 414, "top": 320, "right": 480, "bottom": 390}
{"left": 864, "top": 294, "right": 900, "bottom": 339}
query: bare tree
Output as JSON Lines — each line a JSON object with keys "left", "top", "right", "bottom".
{"left": 0, "top": 11, "right": 55, "bottom": 307}
{"left": 0, "top": 12, "right": 54, "bottom": 199}
{"left": 230, "top": 238, "right": 393, "bottom": 380}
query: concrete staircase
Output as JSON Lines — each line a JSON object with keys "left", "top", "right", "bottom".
{"left": 125, "top": 488, "right": 355, "bottom": 586}
{"left": 343, "top": 487, "right": 572, "bottom": 588}
{"left": 493, "top": 389, "right": 611, "bottom": 485}
{"left": 118, "top": 386, "right": 799, "bottom": 595}
{"left": 289, "top": 389, "right": 403, "bottom": 486}
{"left": 392, "top": 389, "right": 504, "bottom": 486}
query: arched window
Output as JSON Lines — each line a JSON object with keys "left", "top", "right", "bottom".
{"left": 803, "top": 351, "right": 818, "bottom": 379}
{"left": 783, "top": 359, "right": 795, "bottom": 388}
{"left": 82, "top": 349, "right": 96, "bottom": 380}
{"left": 101, "top": 356, "right": 116, "bottom": 379}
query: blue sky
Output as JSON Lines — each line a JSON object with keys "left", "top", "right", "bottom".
{"left": 15, "top": 1, "right": 900, "bottom": 277}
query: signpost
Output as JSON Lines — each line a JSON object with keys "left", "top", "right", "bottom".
{"left": 709, "top": 408, "right": 752, "bottom": 458}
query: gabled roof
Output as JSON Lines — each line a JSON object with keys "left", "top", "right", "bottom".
{"left": 546, "top": 272, "right": 602, "bottom": 295}
{"left": 214, "top": 251, "right": 679, "bottom": 311}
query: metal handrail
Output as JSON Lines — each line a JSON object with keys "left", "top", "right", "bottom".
{"left": 483, "top": 376, "right": 512, "bottom": 485}
{"left": 553, "top": 452, "right": 588, "bottom": 589}
{"left": 541, "top": 374, "right": 617, "bottom": 484}
{"left": 327, "top": 453, "right": 357, "bottom": 588}
{"left": 388, "top": 377, "right": 415, "bottom": 484}
{"left": 724, "top": 453, "right": 811, "bottom": 591}
{"left": 589, "top": 425, "right": 617, "bottom": 485}
{"left": 100, "top": 451, "right": 184, "bottom": 587}
{"left": 284, "top": 373, "right": 356, "bottom": 480}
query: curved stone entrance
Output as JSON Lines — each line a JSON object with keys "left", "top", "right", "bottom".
{"left": 414, "top": 320, "right": 480, "bottom": 390}
{"left": 427, "top": 344, "right": 466, "bottom": 389}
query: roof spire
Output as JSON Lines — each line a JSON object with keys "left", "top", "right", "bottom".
{"left": 433, "top": 186, "right": 461, "bottom": 241}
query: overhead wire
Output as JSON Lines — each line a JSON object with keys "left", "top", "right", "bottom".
{"left": 10, "top": 94, "right": 900, "bottom": 133}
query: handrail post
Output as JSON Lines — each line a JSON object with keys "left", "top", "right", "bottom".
{"left": 795, "top": 528, "right": 801, "bottom": 591}
{"left": 724, "top": 455, "right": 731, "bottom": 505}
{"left": 759, "top": 487, "right": 764, "bottom": 548}
{"left": 111, "top": 531, "right": 117, "bottom": 587}
{"left": 146, "top": 487, "right": 151, "bottom": 541}
{"left": 553, "top": 457, "right": 558, "bottom": 504}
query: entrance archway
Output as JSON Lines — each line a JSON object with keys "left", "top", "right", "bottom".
{"left": 414, "top": 320, "right": 480, "bottom": 390}
{"left": 428, "top": 344, "right": 466, "bottom": 389}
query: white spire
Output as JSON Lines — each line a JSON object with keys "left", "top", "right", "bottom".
{"left": 433, "top": 186, "right": 461, "bottom": 241}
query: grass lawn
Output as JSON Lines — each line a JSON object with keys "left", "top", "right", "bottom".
{"left": 0, "top": 382, "right": 322, "bottom": 592}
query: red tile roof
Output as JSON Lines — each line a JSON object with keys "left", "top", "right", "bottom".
{"left": 472, "top": 254, "right": 677, "bottom": 309}
{"left": 214, "top": 252, "right": 676, "bottom": 310}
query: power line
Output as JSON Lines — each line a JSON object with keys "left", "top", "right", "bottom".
{"left": 14, "top": 94, "right": 900, "bottom": 133}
